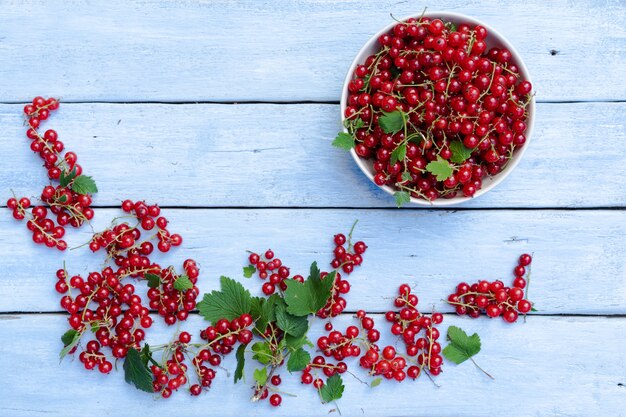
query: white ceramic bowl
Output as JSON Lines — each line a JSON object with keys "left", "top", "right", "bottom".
{"left": 340, "top": 11, "right": 535, "bottom": 206}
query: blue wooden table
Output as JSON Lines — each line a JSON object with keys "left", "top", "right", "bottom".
{"left": 0, "top": 1, "right": 625, "bottom": 416}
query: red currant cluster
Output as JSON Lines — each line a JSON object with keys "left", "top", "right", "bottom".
{"left": 151, "top": 339, "right": 193, "bottom": 398}
{"left": 318, "top": 233, "right": 367, "bottom": 318}
{"left": 247, "top": 249, "right": 294, "bottom": 295}
{"left": 57, "top": 266, "right": 154, "bottom": 367}
{"left": 301, "top": 355, "right": 348, "bottom": 391}
{"left": 447, "top": 253, "right": 533, "bottom": 322}
{"left": 344, "top": 17, "right": 533, "bottom": 200}
{"left": 304, "top": 284, "right": 442, "bottom": 389}
{"left": 384, "top": 285, "right": 444, "bottom": 377}
{"left": 7, "top": 197, "right": 68, "bottom": 250}
{"left": 150, "top": 314, "right": 254, "bottom": 398}
{"left": 89, "top": 199, "right": 182, "bottom": 254}
{"left": 317, "top": 325, "right": 362, "bottom": 360}
{"left": 147, "top": 260, "right": 200, "bottom": 324}
{"left": 57, "top": 200, "right": 200, "bottom": 377}
{"left": 6, "top": 97, "right": 97, "bottom": 250}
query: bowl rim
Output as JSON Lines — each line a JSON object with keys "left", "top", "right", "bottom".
{"left": 340, "top": 11, "right": 536, "bottom": 207}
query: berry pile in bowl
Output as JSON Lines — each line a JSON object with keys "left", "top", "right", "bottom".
{"left": 334, "top": 12, "right": 535, "bottom": 206}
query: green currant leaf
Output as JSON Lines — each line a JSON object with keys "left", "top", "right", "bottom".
{"left": 426, "top": 157, "right": 454, "bottom": 181}
{"left": 173, "top": 275, "right": 193, "bottom": 291}
{"left": 59, "top": 168, "right": 77, "bottom": 188}
{"left": 253, "top": 367, "right": 268, "bottom": 386}
{"left": 394, "top": 191, "right": 411, "bottom": 208}
{"left": 61, "top": 329, "right": 78, "bottom": 346}
{"left": 283, "top": 263, "right": 335, "bottom": 316}
{"left": 401, "top": 171, "right": 412, "bottom": 182}
{"left": 250, "top": 294, "right": 279, "bottom": 334}
{"left": 275, "top": 300, "right": 308, "bottom": 338}
{"left": 234, "top": 343, "right": 246, "bottom": 383}
{"left": 197, "top": 276, "right": 252, "bottom": 324}
{"left": 285, "top": 334, "right": 312, "bottom": 351}
{"left": 370, "top": 377, "right": 382, "bottom": 388}
{"left": 144, "top": 272, "right": 161, "bottom": 288}
{"left": 251, "top": 342, "right": 273, "bottom": 365}
{"left": 59, "top": 329, "right": 82, "bottom": 361}
{"left": 332, "top": 132, "right": 355, "bottom": 150}
{"left": 320, "top": 374, "right": 345, "bottom": 403}
{"left": 442, "top": 326, "right": 481, "bottom": 364}
{"left": 379, "top": 111, "right": 404, "bottom": 134}
{"left": 71, "top": 175, "right": 98, "bottom": 195}
{"left": 287, "top": 347, "right": 311, "bottom": 372}
{"left": 390, "top": 143, "right": 407, "bottom": 165}
{"left": 449, "top": 141, "right": 473, "bottom": 164}
{"left": 243, "top": 265, "right": 256, "bottom": 278}
{"left": 123, "top": 348, "right": 154, "bottom": 393}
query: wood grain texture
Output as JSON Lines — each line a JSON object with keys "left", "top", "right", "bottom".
{"left": 1, "top": 102, "right": 624, "bottom": 208}
{"left": 0, "top": 314, "right": 624, "bottom": 417}
{"left": 1, "top": 209, "right": 624, "bottom": 314}
{"left": 0, "top": 0, "right": 624, "bottom": 102}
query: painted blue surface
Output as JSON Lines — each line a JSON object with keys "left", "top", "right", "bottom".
{"left": 0, "top": 1, "right": 624, "bottom": 416}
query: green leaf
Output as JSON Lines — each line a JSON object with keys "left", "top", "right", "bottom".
{"left": 71, "top": 175, "right": 98, "bottom": 195}
{"left": 61, "top": 329, "right": 78, "bottom": 346}
{"left": 253, "top": 367, "right": 268, "bottom": 386}
{"left": 275, "top": 300, "right": 309, "bottom": 338}
{"left": 446, "top": 22, "right": 458, "bottom": 32}
{"left": 394, "top": 191, "right": 411, "bottom": 208}
{"left": 123, "top": 348, "right": 154, "bottom": 392}
{"left": 243, "top": 265, "right": 256, "bottom": 278}
{"left": 401, "top": 171, "right": 412, "bottom": 182}
{"left": 531, "top": 307, "right": 538, "bottom": 312}
{"left": 144, "top": 272, "right": 161, "bottom": 288}
{"left": 426, "top": 157, "right": 454, "bottom": 181}
{"left": 283, "top": 262, "right": 335, "bottom": 316}
{"left": 449, "top": 141, "right": 473, "bottom": 164}
{"left": 59, "top": 168, "right": 77, "bottom": 188}
{"left": 320, "top": 374, "right": 345, "bottom": 403}
{"left": 90, "top": 322, "right": 100, "bottom": 333}
{"left": 442, "top": 326, "right": 481, "bottom": 365}
{"left": 285, "top": 334, "right": 311, "bottom": 351}
{"left": 390, "top": 143, "right": 407, "bottom": 165}
{"left": 58, "top": 194, "right": 68, "bottom": 203}
{"left": 251, "top": 342, "right": 273, "bottom": 365}
{"left": 332, "top": 132, "right": 355, "bottom": 150}
{"left": 173, "top": 275, "right": 193, "bottom": 291}
{"left": 251, "top": 294, "right": 279, "bottom": 333}
{"left": 139, "top": 344, "right": 159, "bottom": 368}
{"left": 59, "top": 329, "right": 82, "bottom": 361}
{"left": 287, "top": 348, "right": 311, "bottom": 372}
{"left": 370, "top": 377, "right": 382, "bottom": 388}
{"left": 379, "top": 111, "right": 404, "bottom": 134}
{"left": 197, "top": 276, "right": 252, "bottom": 323}
{"left": 234, "top": 344, "right": 246, "bottom": 383}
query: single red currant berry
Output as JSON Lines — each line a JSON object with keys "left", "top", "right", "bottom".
{"left": 269, "top": 394, "right": 282, "bottom": 407}
{"left": 179, "top": 331, "right": 191, "bottom": 344}
{"left": 519, "top": 253, "right": 532, "bottom": 266}
{"left": 334, "top": 233, "right": 346, "bottom": 245}
{"left": 190, "top": 384, "right": 202, "bottom": 396}
{"left": 271, "top": 375, "right": 282, "bottom": 386}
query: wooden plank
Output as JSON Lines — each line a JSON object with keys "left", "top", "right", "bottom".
{"left": 0, "top": 209, "right": 624, "bottom": 314}
{"left": 0, "top": 0, "right": 624, "bottom": 102}
{"left": 0, "top": 314, "right": 624, "bottom": 416}
{"left": 1, "top": 102, "right": 624, "bottom": 208}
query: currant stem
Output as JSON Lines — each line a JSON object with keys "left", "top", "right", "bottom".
{"left": 470, "top": 357, "right": 495, "bottom": 380}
